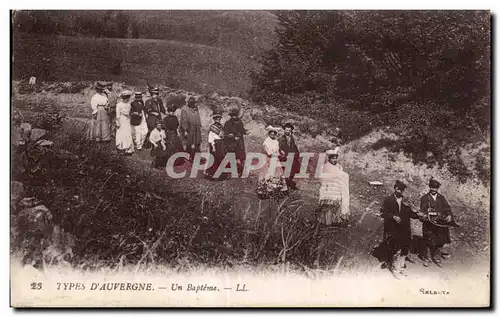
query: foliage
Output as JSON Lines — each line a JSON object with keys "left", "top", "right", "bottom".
{"left": 251, "top": 10, "right": 490, "bottom": 178}
{"left": 32, "top": 105, "right": 67, "bottom": 131}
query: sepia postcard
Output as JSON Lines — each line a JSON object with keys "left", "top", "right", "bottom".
{"left": 10, "top": 9, "right": 491, "bottom": 307}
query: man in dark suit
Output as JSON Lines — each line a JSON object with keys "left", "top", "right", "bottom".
{"left": 420, "top": 178, "right": 455, "bottom": 268}
{"left": 381, "top": 180, "right": 423, "bottom": 279}
{"left": 145, "top": 87, "right": 166, "bottom": 148}
{"left": 130, "top": 92, "right": 147, "bottom": 150}
{"left": 279, "top": 122, "right": 301, "bottom": 190}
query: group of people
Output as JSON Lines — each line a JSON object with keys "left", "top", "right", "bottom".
{"left": 87, "top": 82, "right": 456, "bottom": 279}
{"left": 379, "top": 178, "right": 457, "bottom": 279}
{"left": 87, "top": 82, "right": 208, "bottom": 168}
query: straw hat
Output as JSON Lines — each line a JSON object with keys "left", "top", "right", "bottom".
{"left": 266, "top": 125, "right": 280, "bottom": 134}
{"left": 120, "top": 90, "right": 133, "bottom": 98}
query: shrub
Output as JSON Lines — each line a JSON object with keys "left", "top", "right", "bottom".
{"left": 32, "top": 105, "right": 66, "bottom": 132}
{"left": 474, "top": 151, "right": 491, "bottom": 186}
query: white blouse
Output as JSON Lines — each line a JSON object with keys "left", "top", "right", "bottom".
{"left": 149, "top": 128, "right": 166, "bottom": 147}
{"left": 319, "top": 162, "right": 350, "bottom": 215}
{"left": 90, "top": 93, "right": 109, "bottom": 115}
{"left": 208, "top": 131, "right": 222, "bottom": 147}
{"left": 263, "top": 137, "right": 280, "bottom": 157}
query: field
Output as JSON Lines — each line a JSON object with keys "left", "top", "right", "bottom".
{"left": 13, "top": 33, "right": 260, "bottom": 96}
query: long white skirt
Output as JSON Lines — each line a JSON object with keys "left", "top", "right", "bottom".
{"left": 116, "top": 116, "right": 134, "bottom": 153}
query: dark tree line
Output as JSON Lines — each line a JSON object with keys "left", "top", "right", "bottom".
{"left": 13, "top": 10, "right": 140, "bottom": 39}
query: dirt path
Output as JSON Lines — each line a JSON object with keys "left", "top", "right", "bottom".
{"left": 16, "top": 106, "right": 489, "bottom": 280}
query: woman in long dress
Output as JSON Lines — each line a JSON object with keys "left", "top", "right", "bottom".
{"left": 256, "top": 125, "right": 288, "bottom": 199}
{"left": 162, "top": 104, "right": 185, "bottom": 167}
{"left": 317, "top": 148, "right": 350, "bottom": 226}
{"left": 115, "top": 91, "right": 135, "bottom": 155}
{"left": 87, "top": 81, "right": 111, "bottom": 142}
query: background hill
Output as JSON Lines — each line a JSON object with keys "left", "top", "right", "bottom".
{"left": 12, "top": 10, "right": 279, "bottom": 95}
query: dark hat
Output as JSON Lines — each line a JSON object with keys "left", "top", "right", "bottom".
{"left": 429, "top": 178, "right": 441, "bottom": 188}
{"left": 167, "top": 95, "right": 185, "bottom": 107}
{"left": 212, "top": 108, "right": 223, "bottom": 118}
{"left": 167, "top": 105, "right": 177, "bottom": 112}
{"left": 134, "top": 91, "right": 143, "bottom": 97}
{"left": 394, "top": 180, "right": 407, "bottom": 190}
{"left": 283, "top": 122, "right": 294, "bottom": 130}
{"left": 95, "top": 81, "right": 106, "bottom": 90}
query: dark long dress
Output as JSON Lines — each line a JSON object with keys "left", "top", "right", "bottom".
{"left": 162, "top": 114, "right": 185, "bottom": 167}
{"left": 278, "top": 134, "right": 301, "bottom": 182}
{"left": 223, "top": 118, "right": 246, "bottom": 161}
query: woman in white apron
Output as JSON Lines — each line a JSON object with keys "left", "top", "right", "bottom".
{"left": 317, "top": 147, "right": 350, "bottom": 226}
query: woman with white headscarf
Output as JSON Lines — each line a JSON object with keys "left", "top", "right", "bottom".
{"left": 317, "top": 147, "right": 350, "bottom": 226}
{"left": 115, "top": 90, "right": 135, "bottom": 155}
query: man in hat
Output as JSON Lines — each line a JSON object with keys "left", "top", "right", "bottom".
{"left": 279, "top": 122, "right": 301, "bottom": 190}
{"left": 223, "top": 106, "right": 247, "bottom": 177}
{"left": 420, "top": 178, "right": 455, "bottom": 268}
{"left": 380, "top": 180, "right": 423, "bottom": 279}
{"left": 130, "top": 91, "right": 148, "bottom": 150}
{"left": 103, "top": 82, "right": 117, "bottom": 138}
{"left": 145, "top": 87, "right": 166, "bottom": 148}
{"left": 179, "top": 96, "right": 202, "bottom": 160}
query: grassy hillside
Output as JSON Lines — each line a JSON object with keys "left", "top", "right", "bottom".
{"left": 12, "top": 10, "right": 278, "bottom": 95}
{"left": 12, "top": 33, "right": 260, "bottom": 96}
{"left": 128, "top": 10, "right": 278, "bottom": 56}
{"left": 13, "top": 10, "right": 278, "bottom": 56}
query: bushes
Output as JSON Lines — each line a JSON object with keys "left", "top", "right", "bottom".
{"left": 250, "top": 11, "right": 490, "bottom": 181}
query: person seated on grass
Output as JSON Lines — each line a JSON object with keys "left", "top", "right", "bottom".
{"left": 149, "top": 121, "right": 168, "bottom": 169}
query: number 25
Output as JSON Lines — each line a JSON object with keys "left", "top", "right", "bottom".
{"left": 30, "top": 282, "right": 42, "bottom": 290}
